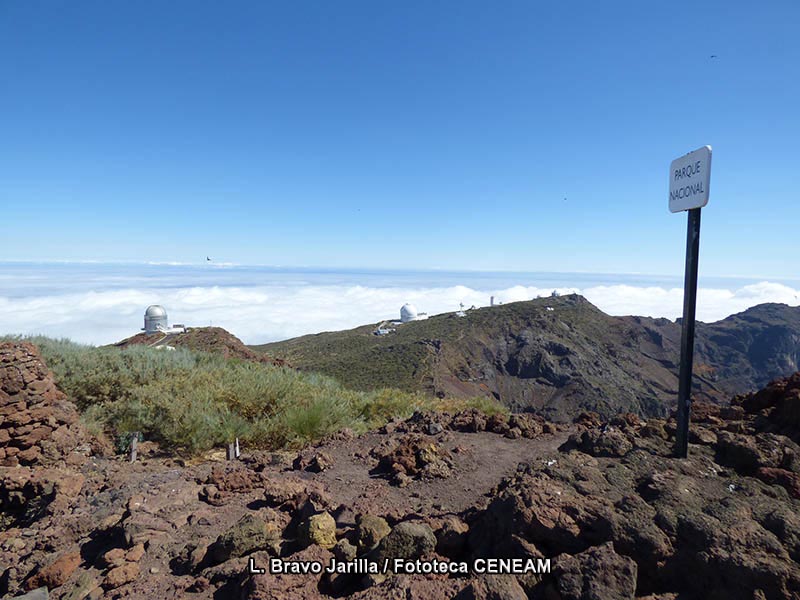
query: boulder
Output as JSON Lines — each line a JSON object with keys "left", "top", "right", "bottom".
{"left": 555, "top": 542, "right": 637, "bottom": 600}
{"left": 298, "top": 512, "right": 337, "bottom": 550}
{"left": 571, "top": 428, "right": 633, "bottom": 458}
{"left": 432, "top": 515, "right": 469, "bottom": 558}
{"left": 376, "top": 522, "right": 436, "bottom": 563}
{"left": 356, "top": 514, "right": 391, "bottom": 553}
{"left": 103, "top": 563, "right": 139, "bottom": 590}
{"left": 209, "top": 514, "right": 281, "bottom": 564}
{"left": 24, "top": 551, "right": 81, "bottom": 591}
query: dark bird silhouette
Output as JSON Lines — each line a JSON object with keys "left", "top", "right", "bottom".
{"left": 206, "top": 256, "right": 211, "bottom": 262}
{"left": 710, "top": 55, "right": 718, "bottom": 59}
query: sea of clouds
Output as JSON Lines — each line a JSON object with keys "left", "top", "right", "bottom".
{"left": 1, "top": 264, "right": 798, "bottom": 346}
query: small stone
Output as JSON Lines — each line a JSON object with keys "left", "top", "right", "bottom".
{"left": 434, "top": 515, "right": 469, "bottom": 557}
{"left": 394, "top": 472, "right": 412, "bottom": 488}
{"left": 125, "top": 543, "right": 145, "bottom": 563}
{"left": 427, "top": 422, "right": 444, "bottom": 435}
{"left": 103, "top": 563, "right": 140, "bottom": 589}
{"left": 100, "top": 548, "right": 127, "bottom": 568}
{"left": 308, "top": 452, "right": 333, "bottom": 472}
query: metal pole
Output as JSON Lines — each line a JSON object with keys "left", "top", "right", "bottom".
{"left": 675, "top": 207, "right": 701, "bottom": 458}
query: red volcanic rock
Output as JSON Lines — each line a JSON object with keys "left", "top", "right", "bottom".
{"left": 757, "top": 467, "right": 800, "bottom": 499}
{"left": 738, "top": 371, "right": 800, "bottom": 432}
{"left": 0, "top": 342, "right": 89, "bottom": 466}
{"left": 24, "top": 550, "right": 81, "bottom": 591}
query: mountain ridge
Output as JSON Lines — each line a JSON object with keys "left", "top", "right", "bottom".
{"left": 254, "top": 295, "right": 800, "bottom": 421}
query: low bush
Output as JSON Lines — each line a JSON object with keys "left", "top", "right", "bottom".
{"left": 4, "top": 336, "right": 506, "bottom": 455}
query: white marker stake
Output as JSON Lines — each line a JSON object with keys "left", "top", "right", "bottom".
{"left": 669, "top": 145, "right": 712, "bottom": 458}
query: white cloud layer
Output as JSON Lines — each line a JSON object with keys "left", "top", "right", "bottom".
{"left": 2, "top": 281, "right": 798, "bottom": 346}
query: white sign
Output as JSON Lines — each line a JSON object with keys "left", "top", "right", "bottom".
{"left": 669, "top": 145, "right": 712, "bottom": 213}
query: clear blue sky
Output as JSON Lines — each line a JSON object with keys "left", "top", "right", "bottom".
{"left": 1, "top": 1, "right": 798, "bottom": 277}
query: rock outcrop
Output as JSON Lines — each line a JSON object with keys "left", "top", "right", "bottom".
{"left": 465, "top": 374, "right": 800, "bottom": 599}
{"left": 0, "top": 342, "right": 89, "bottom": 467}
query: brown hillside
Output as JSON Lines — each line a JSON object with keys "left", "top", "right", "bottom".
{"left": 114, "top": 327, "right": 287, "bottom": 367}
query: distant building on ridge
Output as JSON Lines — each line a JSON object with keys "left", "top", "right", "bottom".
{"left": 143, "top": 305, "right": 168, "bottom": 333}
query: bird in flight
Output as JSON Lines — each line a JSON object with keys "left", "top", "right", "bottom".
{"left": 710, "top": 55, "right": 718, "bottom": 59}
{"left": 206, "top": 256, "right": 211, "bottom": 262}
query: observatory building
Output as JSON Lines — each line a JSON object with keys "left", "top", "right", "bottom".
{"left": 143, "top": 305, "right": 168, "bottom": 333}
{"left": 400, "top": 303, "right": 418, "bottom": 323}
{"left": 399, "top": 303, "right": 428, "bottom": 323}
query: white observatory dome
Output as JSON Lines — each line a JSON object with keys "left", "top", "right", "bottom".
{"left": 145, "top": 305, "right": 167, "bottom": 318}
{"left": 143, "top": 305, "right": 168, "bottom": 333}
{"left": 400, "top": 303, "right": 418, "bottom": 323}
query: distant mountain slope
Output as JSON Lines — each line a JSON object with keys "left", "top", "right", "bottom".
{"left": 694, "top": 302, "right": 800, "bottom": 395}
{"left": 254, "top": 295, "right": 800, "bottom": 421}
{"left": 115, "top": 326, "right": 287, "bottom": 366}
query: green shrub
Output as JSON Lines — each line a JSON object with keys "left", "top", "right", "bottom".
{"left": 2, "top": 335, "right": 505, "bottom": 455}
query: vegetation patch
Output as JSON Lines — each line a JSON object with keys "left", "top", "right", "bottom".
{"left": 4, "top": 336, "right": 504, "bottom": 455}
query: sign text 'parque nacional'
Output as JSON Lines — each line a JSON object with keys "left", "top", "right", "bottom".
{"left": 669, "top": 145, "right": 712, "bottom": 213}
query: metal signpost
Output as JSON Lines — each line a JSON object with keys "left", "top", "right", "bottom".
{"left": 669, "top": 145, "right": 712, "bottom": 458}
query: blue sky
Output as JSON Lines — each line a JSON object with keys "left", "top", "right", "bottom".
{"left": 1, "top": 1, "right": 798, "bottom": 277}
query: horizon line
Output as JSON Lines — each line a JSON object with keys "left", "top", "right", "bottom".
{"left": 1, "top": 259, "right": 798, "bottom": 283}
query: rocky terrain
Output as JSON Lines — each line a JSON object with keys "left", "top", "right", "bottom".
{"left": 257, "top": 295, "right": 800, "bottom": 421}
{"left": 2, "top": 340, "right": 800, "bottom": 599}
{"left": 115, "top": 327, "right": 287, "bottom": 367}
{"left": 0, "top": 342, "right": 93, "bottom": 468}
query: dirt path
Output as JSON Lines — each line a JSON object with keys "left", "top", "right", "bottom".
{"left": 300, "top": 428, "right": 572, "bottom": 519}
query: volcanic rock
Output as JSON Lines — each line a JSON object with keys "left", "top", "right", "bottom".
{"left": 209, "top": 514, "right": 281, "bottom": 564}
{"left": 24, "top": 550, "right": 81, "bottom": 591}
{"left": 376, "top": 522, "right": 436, "bottom": 564}
{"left": 553, "top": 542, "right": 637, "bottom": 600}
{"left": 298, "top": 512, "right": 337, "bottom": 550}
{"left": 0, "top": 342, "right": 89, "bottom": 467}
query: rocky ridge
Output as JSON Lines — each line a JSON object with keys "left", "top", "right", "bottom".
{"left": 114, "top": 327, "right": 287, "bottom": 367}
